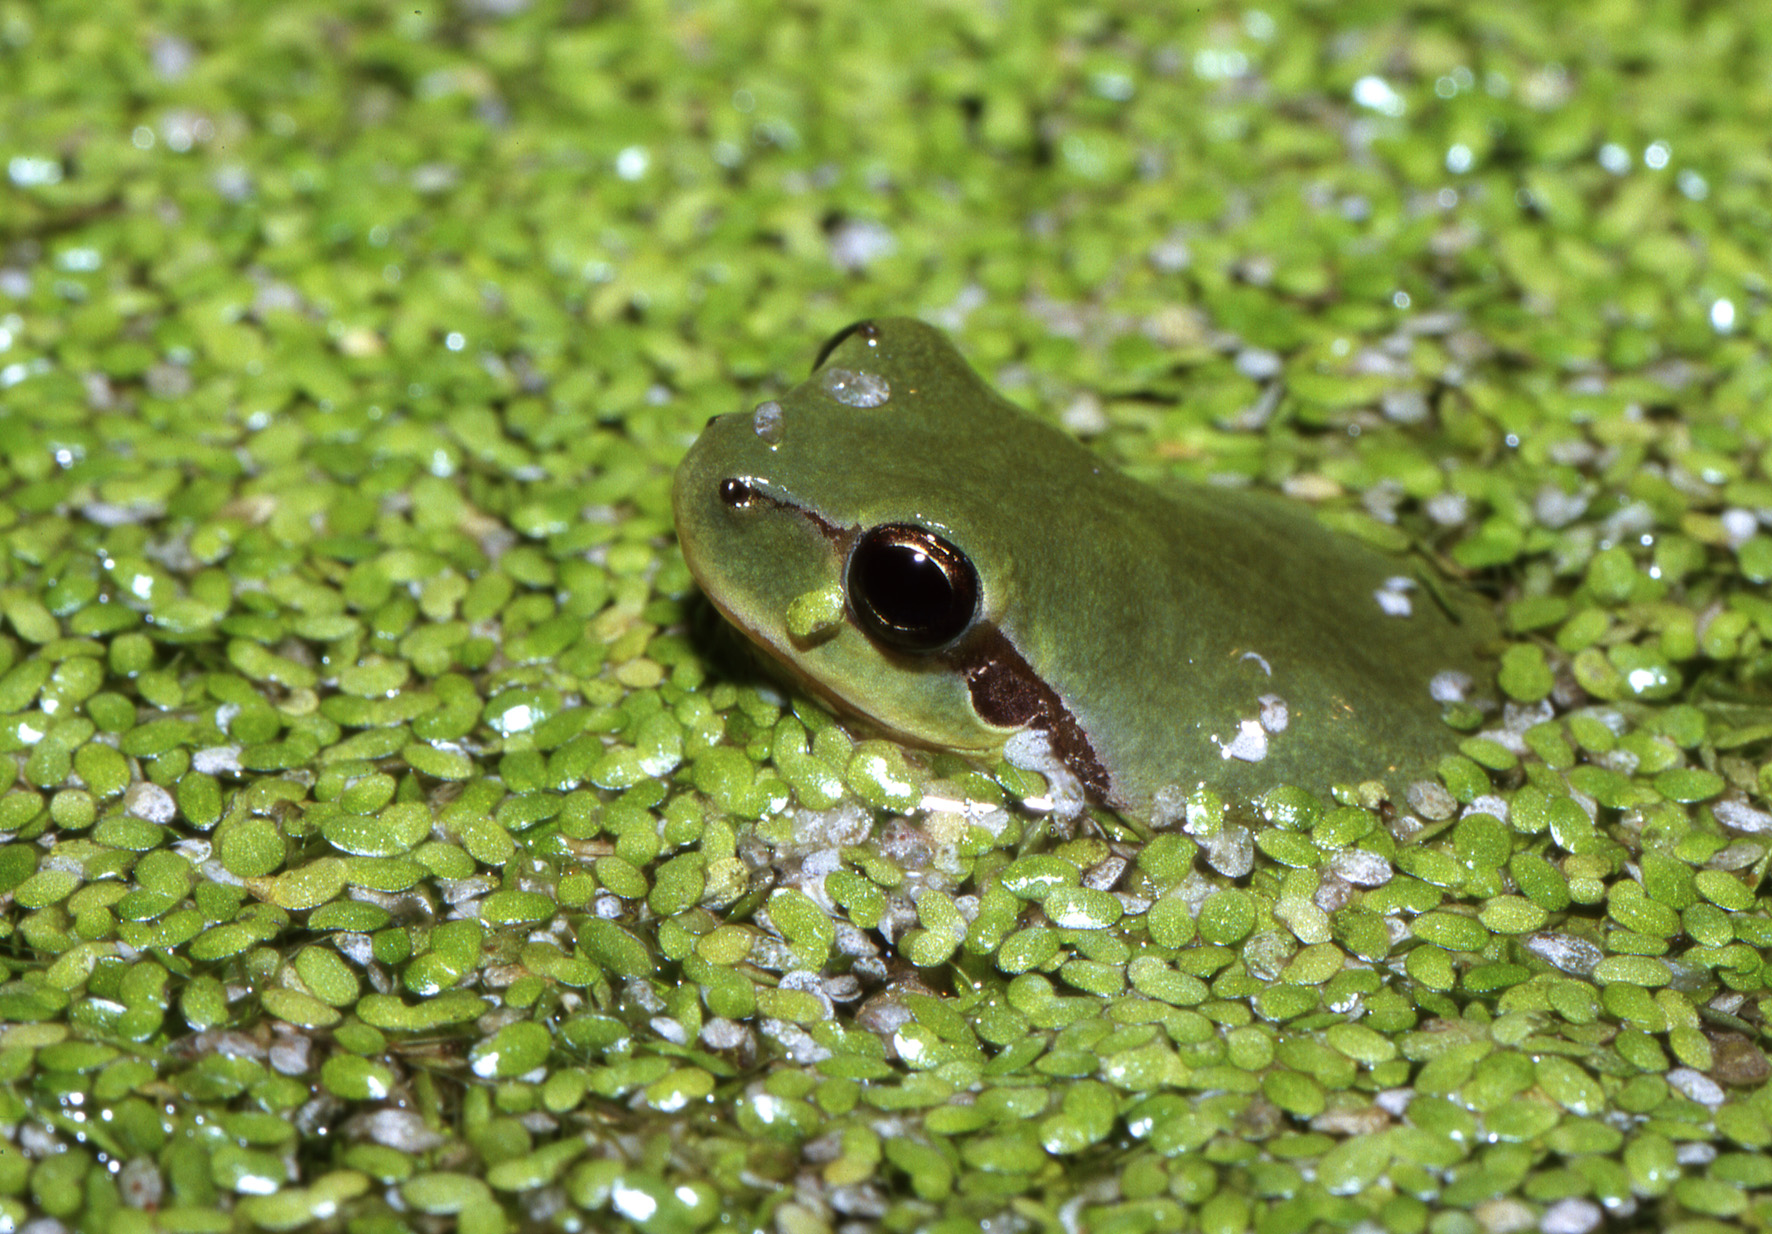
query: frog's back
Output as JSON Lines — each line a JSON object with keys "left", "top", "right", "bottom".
{"left": 1014, "top": 475, "right": 1494, "bottom": 812}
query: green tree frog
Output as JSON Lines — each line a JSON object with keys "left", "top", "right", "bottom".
{"left": 673, "top": 318, "right": 1493, "bottom": 816}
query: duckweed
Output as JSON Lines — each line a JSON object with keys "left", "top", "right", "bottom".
{"left": 5, "top": 1, "right": 1772, "bottom": 1231}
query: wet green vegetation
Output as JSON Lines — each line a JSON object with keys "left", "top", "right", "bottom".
{"left": 3, "top": 2, "right": 1772, "bottom": 1232}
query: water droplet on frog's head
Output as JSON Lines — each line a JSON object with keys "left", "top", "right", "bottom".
{"left": 819, "top": 367, "right": 890, "bottom": 408}
{"left": 752, "top": 400, "right": 785, "bottom": 445}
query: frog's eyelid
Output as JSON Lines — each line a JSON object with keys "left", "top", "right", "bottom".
{"left": 812, "top": 319, "right": 880, "bottom": 371}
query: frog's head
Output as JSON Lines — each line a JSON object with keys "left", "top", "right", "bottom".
{"left": 672, "top": 318, "right": 1097, "bottom": 762}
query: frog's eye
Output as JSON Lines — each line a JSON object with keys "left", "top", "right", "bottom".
{"left": 846, "top": 524, "right": 978, "bottom": 652}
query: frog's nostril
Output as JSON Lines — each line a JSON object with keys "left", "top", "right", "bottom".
{"left": 705, "top": 413, "right": 725, "bottom": 428}
{"left": 719, "top": 478, "right": 757, "bottom": 508}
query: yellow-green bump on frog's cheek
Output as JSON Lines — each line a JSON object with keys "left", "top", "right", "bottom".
{"left": 785, "top": 585, "right": 845, "bottom": 640}
{"left": 673, "top": 318, "right": 1495, "bottom": 816}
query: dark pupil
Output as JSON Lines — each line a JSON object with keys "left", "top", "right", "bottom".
{"left": 848, "top": 525, "right": 977, "bottom": 652}
{"left": 862, "top": 544, "right": 949, "bottom": 626}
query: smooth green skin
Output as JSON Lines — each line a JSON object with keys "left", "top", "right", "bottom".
{"left": 674, "top": 319, "right": 1494, "bottom": 815}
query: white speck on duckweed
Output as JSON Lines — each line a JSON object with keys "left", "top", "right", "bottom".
{"left": 611, "top": 1182, "right": 657, "bottom": 1222}
{"left": 1666, "top": 1067, "right": 1725, "bottom": 1107}
{"left": 1003, "top": 728, "right": 1086, "bottom": 818}
{"left": 827, "top": 221, "right": 897, "bottom": 273}
{"left": 123, "top": 782, "right": 176, "bottom": 824}
{"left": 1351, "top": 74, "right": 1406, "bottom": 116}
{"left": 1429, "top": 670, "right": 1472, "bottom": 703}
{"left": 1218, "top": 718, "right": 1268, "bottom": 762}
{"left": 1374, "top": 576, "right": 1414, "bottom": 617}
{"left": 1541, "top": 1198, "right": 1604, "bottom": 1234}
{"left": 1257, "top": 693, "right": 1288, "bottom": 732}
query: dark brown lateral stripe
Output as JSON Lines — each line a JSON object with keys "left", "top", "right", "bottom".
{"left": 724, "top": 478, "right": 851, "bottom": 549}
{"left": 954, "top": 629, "right": 1111, "bottom": 802}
